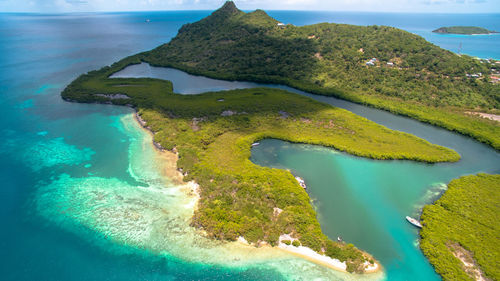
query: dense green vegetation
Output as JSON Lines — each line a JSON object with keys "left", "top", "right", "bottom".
{"left": 140, "top": 1, "right": 500, "bottom": 150}
{"left": 433, "top": 26, "right": 497, "bottom": 35}
{"left": 61, "top": 49, "right": 459, "bottom": 272}
{"left": 420, "top": 174, "right": 500, "bottom": 281}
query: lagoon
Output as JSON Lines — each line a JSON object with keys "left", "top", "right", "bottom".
{"left": 112, "top": 62, "right": 500, "bottom": 280}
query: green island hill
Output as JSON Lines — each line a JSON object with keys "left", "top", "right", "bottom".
{"left": 61, "top": 48, "right": 460, "bottom": 273}
{"left": 140, "top": 1, "right": 500, "bottom": 150}
{"left": 420, "top": 174, "right": 500, "bottom": 281}
{"left": 433, "top": 26, "right": 498, "bottom": 35}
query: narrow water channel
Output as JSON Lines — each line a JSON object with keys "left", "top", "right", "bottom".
{"left": 111, "top": 62, "right": 500, "bottom": 281}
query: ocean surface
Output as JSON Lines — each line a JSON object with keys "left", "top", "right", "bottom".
{"left": 267, "top": 11, "right": 500, "bottom": 60}
{"left": 0, "top": 9, "right": 499, "bottom": 281}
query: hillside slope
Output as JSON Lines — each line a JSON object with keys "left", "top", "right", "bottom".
{"left": 61, "top": 50, "right": 461, "bottom": 275}
{"left": 143, "top": 1, "right": 500, "bottom": 149}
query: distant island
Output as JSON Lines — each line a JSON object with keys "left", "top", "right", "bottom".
{"left": 433, "top": 26, "right": 498, "bottom": 35}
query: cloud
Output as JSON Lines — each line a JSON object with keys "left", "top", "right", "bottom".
{"left": 0, "top": 0, "right": 498, "bottom": 13}
{"left": 65, "top": 0, "right": 88, "bottom": 4}
{"left": 422, "top": 0, "right": 487, "bottom": 4}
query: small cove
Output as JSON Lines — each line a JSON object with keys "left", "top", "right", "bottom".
{"left": 112, "top": 62, "right": 500, "bottom": 280}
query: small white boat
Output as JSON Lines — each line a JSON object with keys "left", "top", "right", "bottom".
{"left": 406, "top": 216, "right": 422, "bottom": 228}
{"left": 251, "top": 142, "right": 260, "bottom": 147}
{"left": 145, "top": 19, "right": 150, "bottom": 23}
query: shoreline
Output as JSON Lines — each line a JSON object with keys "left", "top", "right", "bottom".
{"left": 278, "top": 244, "right": 347, "bottom": 272}
{"left": 132, "top": 110, "right": 383, "bottom": 275}
{"left": 134, "top": 111, "right": 185, "bottom": 184}
{"left": 277, "top": 234, "right": 381, "bottom": 274}
{"left": 277, "top": 244, "right": 380, "bottom": 274}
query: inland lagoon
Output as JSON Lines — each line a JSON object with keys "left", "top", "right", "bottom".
{"left": 112, "top": 62, "right": 500, "bottom": 280}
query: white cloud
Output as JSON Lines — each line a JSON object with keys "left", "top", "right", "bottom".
{"left": 0, "top": 0, "right": 499, "bottom": 13}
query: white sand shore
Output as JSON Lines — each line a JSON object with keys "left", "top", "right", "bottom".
{"left": 133, "top": 111, "right": 383, "bottom": 276}
{"left": 465, "top": 111, "right": 500, "bottom": 122}
{"left": 278, "top": 243, "right": 347, "bottom": 272}
{"left": 364, "top": 261, "right": 380, "bottom": 273}
{"left": 277, "top": 234, "right": 381, "bottom": 273}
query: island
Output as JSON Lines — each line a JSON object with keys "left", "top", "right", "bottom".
{"left": 420, "top": 174, "right": 500, "bottom": 281}
{"left": 61, "top": 55, "right": 460, "bottom": 273}
{"left": 60, "top": 2, "right": 467, "bottom": 274}
{"left": 141, "top": 2, "right": 499, "bottom": 150}
{"left": 433, "top": 26, "right": 498, "bottom": 35}
{"left": 61, "top": 1, "right": 498, "bottom": 277}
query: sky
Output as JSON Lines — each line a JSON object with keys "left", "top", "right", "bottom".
{"left": 0, "top": 0, "right": 499, "bottom": 13}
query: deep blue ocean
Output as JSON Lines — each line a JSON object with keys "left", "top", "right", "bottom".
{"left": 0, "top": 9, "right": 499, "bottom": 281}
{"left": 267, "top": 11, "right": 500, "bottom": 60}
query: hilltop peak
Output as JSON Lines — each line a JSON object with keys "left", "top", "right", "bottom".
{"left": 213, "top": 1, "right": 240, "bottom": 17}
{"left": 221, "top": 1, "right": 237, "bottom": 10}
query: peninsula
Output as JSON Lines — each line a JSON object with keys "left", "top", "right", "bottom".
{"left": 59, "top": 1, "right": 500, "bottom": 278}
{"left": 60, "top": 2, "right": 467, "bottom": 274}
{"left": 142, "top": 1, "right": 499, "bottom": 150}
{"left": 433, "top": 26, "right": 498, "bottom": 35}
{"left": 62, "top": 55, "right": 459, "bottom": 273}
{"left": 420, "top": 174, "right": 500, "bottom": 281}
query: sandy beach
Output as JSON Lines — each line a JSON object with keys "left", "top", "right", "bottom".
{"left": 278, "top": 243, "right": 348, "bottom": 272}
{"left": 277, "top": 234, "right": 381, "bottom": 274}
{"left": 133, "top": 110, "right": 382, "bottom": 276}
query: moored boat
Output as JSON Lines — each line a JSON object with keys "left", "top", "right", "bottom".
{"left": 406, "top": 216, "right": 422, "bottom": 228}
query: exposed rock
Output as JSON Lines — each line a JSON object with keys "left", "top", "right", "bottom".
{"left": 278, "top": 110, "right": 290, "bottom": 119}
{"left": 135, "top": 113, "right": 147, "bottom": 127}
{"left": 191, "top": 117, "right": 207, "bottom": 131}
{"left": 301, "top": 118, "right": 312, "bottom": 124}
{"left": 448, "top": 242, "right": 490, "bottom": 281}
{"left": 465, "top": 111, "right": 500, "bottom": 122}
{"left": 95, "top": 93, "right": 130, "bottom": 99}
{"left": 153, "top": 141, "right": 165, "bottom": 151}
{"left": 295, "top": 176, "right": 307, "bottom": 189}
{"left": 273, "top": 207, "right": 283, "bottom": 217}
{"left": 221, "top": 110, "right": 236, "bottom": 116}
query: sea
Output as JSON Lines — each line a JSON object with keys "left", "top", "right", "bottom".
{"left": 0, "top": 10, "right": 499, "bottom": 281}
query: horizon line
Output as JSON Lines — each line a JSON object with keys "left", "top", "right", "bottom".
{"left": 1, "top": 9, "right": 500, "bottom": 15}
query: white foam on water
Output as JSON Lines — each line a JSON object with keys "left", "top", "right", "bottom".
{"left": 34, "top": 113, "right": 385, "bottom": 281}
{"left": 24, "top": 137, "right": 95, "bottom": 171}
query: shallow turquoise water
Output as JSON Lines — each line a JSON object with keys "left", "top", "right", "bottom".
{"left": 114, "top": 62, "right": 500, "bottom": 281}
{"left": 251, "top": 140, "right": 493, "bottom": 281}
{"left": 1, "top": 9, "right": 499, "bottom": 281}
{"left": 0, "top": 11, "right": 290, "bottom": 281}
